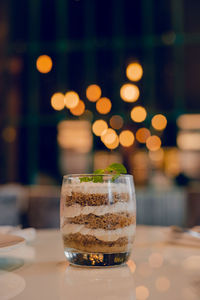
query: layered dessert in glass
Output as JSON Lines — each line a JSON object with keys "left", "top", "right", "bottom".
{"left": 60, "top": 174, "right": 136, "bottom": 266}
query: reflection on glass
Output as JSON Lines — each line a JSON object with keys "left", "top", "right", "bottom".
{"left": 60, "top": 265, "right": 135, "bottom": 300}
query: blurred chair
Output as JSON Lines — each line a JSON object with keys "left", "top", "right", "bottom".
{"left": 0, "top": 184, "right": 27, "bottom": 226}
{"left": 27, "top": 185, "right": 60, "bottom": 228}
{"left": 136, "top": 187, "right": 187, "bottom": 226}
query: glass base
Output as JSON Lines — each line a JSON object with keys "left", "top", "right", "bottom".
{"left": 64, "top": 249, "right": 130, "bottom": 267}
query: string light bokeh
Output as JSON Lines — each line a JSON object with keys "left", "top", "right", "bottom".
{"left": 126, "top": 62, "right": 143, "bottom": 81}
{"left": 86, "top": 84, "right": 102, "bottom": 102}
{"left": 96, "top": 97, "right": 112, "bottom": 114}
{"left": 36, "top": 55, "right": 53, "bottom": 73}
{"left": 151, "top": 114, "right": 167, "bottom": 131}
{"left": 64, "top": 91, "right": 79, "bottom": 109}
{"left": 70, "top": 100, "right": 85, "bottom": 116}
{"left": 92, "top": 120, "right": 108, "bottom": 136}
{"left": 45, "top": 55, "right": 169, "bottom": 154}
{"left": 119, "top": 130, "right": 135, "bottom": 147}
{"left": 51, "top": 93, "right": 65, "bottom": 111}
{"left": 120, "top": 83, "right": 140, "bottom": 103}
{"left": 131, "top": 106, "right": 147, "bottom": 123}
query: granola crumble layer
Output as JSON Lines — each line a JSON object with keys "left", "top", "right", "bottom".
{"left": 63, "top": 233, "right": 133, "bottom": 253}
{"left": 66, "top": 212, "right": 135, "bottom": 230}
{"left": 65, "top": 192, "right": 130, "bottom": 206}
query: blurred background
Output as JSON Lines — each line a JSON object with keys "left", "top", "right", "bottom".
{"left": 0, "top": 0, "right": 200, "bottom": 228}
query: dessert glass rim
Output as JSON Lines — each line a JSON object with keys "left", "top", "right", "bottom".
{"left": 63, "top": 174, "right": 133, "bottom": 179}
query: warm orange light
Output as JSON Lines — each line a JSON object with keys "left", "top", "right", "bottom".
{"left": 136, "top": 286, "right": 150, "bottom": 300}
{"left": 119, "top": 130, "right": 135, "bottom": 147}
{"left": 146, "top": 135, "right": 161, "bottom": 151}
{"left": 149, "top": 148, "right": 164, "bottom": 162}
{"left": 148, "top": 252, "right": 164, "bottom": 268}
{"left": 57, "top": 120, "right": 92, "bottom": 153}
{"left": 51, "top": 93, "right": 65, "bottom": 111}
{"left": 126, "top": 62, "right": 143, "bottom": 81}
{"left": 101, "top": 128, "right": 117, "bottom": 145}
{"left": 96, "top": 97, "right": 112, "bottom": 114}
{"left": 177, "top": 132, "right": 200, "bottom": 150}
{"left": 126, "top": 259, "right": 136, "bottom": 273}
{"left": 70, "top": 100, "right": 85, "bottom": 116}
{"left": 86, "top": 84, "right": 102, "bottom": 102}
{"left": 136, "top": 128, "right": 151, "bottom": 143}
{"left": 92, "top": 120, "right": 108, "bottom": 136}
{"left": 36, "top": 55, "right": 53, "bottom": 73}
{"left": 2, "top": 126, "right": 16, "bottom": 143}
{"left": 104, "top": 135, "right": 119, "bottom": 150}
{"left": 151, "top": 114, "right": 167, "bottom": 131}
{"left": 64, "top": 91, "right": 79, "bottom": 109}
{"left": 155, "top": 277, "right": 170, "bottom": 292}
{"left": 109, "top": 115, "right": 124, "bottom": 130}
{"left": 120, "top": 83, "right": 140, "bottom": 102}
{"left": 131, "top": 106, "right": 147, "bottom": 122}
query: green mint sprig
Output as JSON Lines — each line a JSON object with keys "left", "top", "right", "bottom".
{"left": 79, "top": 163, "right": 127, "bottom": 183}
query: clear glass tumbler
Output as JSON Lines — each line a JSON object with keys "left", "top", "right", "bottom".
{"left": 60, "top": 174, "right": 136, "bottom": 267}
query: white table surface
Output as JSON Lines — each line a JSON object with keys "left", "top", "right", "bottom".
{"left": 0, "top": 226, "right": 200, "bottom": 300}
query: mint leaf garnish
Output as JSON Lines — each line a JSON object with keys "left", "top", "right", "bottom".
{"left": 92, "top": 175, "right": 103, "bottom": 183}
{"left": 93, "top": 169, "right": 105, "bottom": 175}
{"left": 79, "top": 177, "right": 93, "bottom": 183}
{"left": 106, "top": 163, "right": 127, "bottom": 175}
{"left": 111, "top": 174, "right": 120, "bottom": 182}
{"left": 79, "top": 163, "right": 127, "bottom": 183}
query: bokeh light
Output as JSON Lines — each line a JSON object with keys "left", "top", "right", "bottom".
{"left": 177, "top": 114, "right": 200, "bottom": 130}
{"left": 155, "top": 277, "right": 170, "bottom": 292}
{"left": 119, "top": 130, "right": 135, "bottom": 147}
{"left": 109, "top": 115, "right": 124, "bottom": 130}
{"left": 92, "top": 120, "right": 108, "bottom": 136}
{"left": 36, "top": 55, "right": 53, "bottom": 73}
{"left": 151, "top": 114, "right": 167, "bottom": 131}
{"left": 148, "top": 252, "right": 164, "bottom": 268}
{"left": 146, "top": 136, "right": 161, "bottom": 151}
{"left": 86, "top": 84, "right": 102, "bottom": 102}
{"left": 101, "top": 128, "right": 117, "bottom": 145}
{"left": 96, "top": 97, "right": 112, "bottom": 114}
{"left": 177, "top": 132, "right": 200, "bottom": 150}
{"left": 51, "top": 93, "right": 65, "bottom": 111}
{"left": 126, "top": 259, "right": 136, "bottom": 273}
{"left": 149, "top": 148, "right": 164, "bottom": 162}
{"left": 2, "top": 126, "right": 16, "bottom": 143}
{"left": 136, "top": 128, "right": 151, "bottom": 143}
{"left": 70, "top": 100, "right": 85, "bottom": 116}
{"left": 126, "top": 62, "right": 143, "bottom": 81}
{"left": 120, "top": 83, "right": 140, "bottom": 102}
{"left": 104, "top": 135, "right": 119, "bottom": 150}
{"left": 136, "top": 286, "right": 150, "bottom": 300}
{"left": 131, "top": 106, "right": 147, "bottom": 122}
{"left": 64, "top": 91, "right": 79, "bottom": 109}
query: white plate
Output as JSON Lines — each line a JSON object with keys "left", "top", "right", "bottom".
{"left": 0, "top": 234, "right": 25, "bottom": 252}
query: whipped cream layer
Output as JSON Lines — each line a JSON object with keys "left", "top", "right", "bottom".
{"left": 63, "top": 202, "right": 135, "bottom": 218}
{"left": 61, "top": 224, "right": 135, "bottom": 242}
{"left": 62, "top": 182, "right": 135, "bottom": 196}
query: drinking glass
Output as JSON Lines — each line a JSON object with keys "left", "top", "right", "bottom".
{"left": 60, "top": 174, "right": 136, "bottom": 267}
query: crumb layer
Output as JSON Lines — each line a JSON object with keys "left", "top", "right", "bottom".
{"left": 65, "top": 192, "right": 130, "bottom": 206}
{"left": 63, "top": 233, "right": 133, "bottom": 253}
{"left": 66, "top": 212, "right": 136, "bottom": 230}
